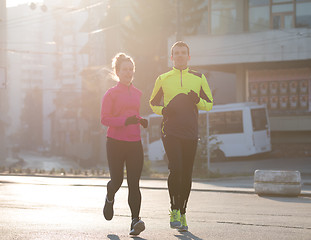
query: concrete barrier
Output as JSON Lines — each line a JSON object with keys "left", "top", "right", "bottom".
{"left": 254, "top": 170, "right": 301, "bottom": 196}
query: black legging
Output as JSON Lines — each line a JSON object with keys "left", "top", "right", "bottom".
{"left": 162, "top": 135, "right": 198, "bottom": 215}
{"left": 106, "top": 137, "right": 144, "bottom": 219}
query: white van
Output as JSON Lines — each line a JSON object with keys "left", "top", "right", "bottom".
{"left": 143, "top": 102, "right": 271, "bottom": 161}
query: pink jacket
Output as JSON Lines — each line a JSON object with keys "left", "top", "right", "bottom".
{"left": 101, "top": 82, "right": 142, "bottom": 142}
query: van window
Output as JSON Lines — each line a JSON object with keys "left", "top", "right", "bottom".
{"left": 148, "top": 117, "right": 162, "bottom": 143}
{"left": 251, "top": 108, "right": 268, "bottom": 131}
{"left": 210, "top": 110, "right": 243, "bottom": 134}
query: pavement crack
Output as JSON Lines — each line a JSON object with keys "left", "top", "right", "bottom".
{"left": 217, "top": 221, "right": 311, "bottom": 230}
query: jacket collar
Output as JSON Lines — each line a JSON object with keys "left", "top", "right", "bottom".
{"left": 117, "top": 81, "right": 133, "bottom": 89}
{"left": 173, "top": 67, "right": 189, "bottom": 74}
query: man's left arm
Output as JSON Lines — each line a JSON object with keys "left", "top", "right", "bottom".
{"left": 196, "top": 74, "right": 213, "bottom": 111}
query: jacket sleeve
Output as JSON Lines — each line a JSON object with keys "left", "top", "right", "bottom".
{"left": 196, "top": 74, "right": 213, "bottom": 111}
{"left": 149, "top": 76, "right": 164, "bottom": 115}
{"left": 101, "top": 91, "right": 127, "bottom": 127}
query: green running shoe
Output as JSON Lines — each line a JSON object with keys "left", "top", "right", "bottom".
{"left": 170, "top": 209, "right": 181, "bottom": 229}
{"left": 178, "top": 214, "right": 188, "bottom": 232}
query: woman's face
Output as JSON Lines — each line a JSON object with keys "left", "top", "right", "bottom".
{"left": 117, "top": 60, "right": 134, "bottom": 86}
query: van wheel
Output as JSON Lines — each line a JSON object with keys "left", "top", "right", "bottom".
{"left": 213, "top": 149, "right": 227, "bottom": 162}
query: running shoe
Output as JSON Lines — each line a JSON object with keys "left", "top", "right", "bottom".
{"left": 129, "top": 218, "right": 145, "bottom": 235}
{"left": 178, "top": 214, "right": 188, "bottom": 232}
{"left": 170, "top": 209, "right": 181, "bottom": 229}
{"left": 103, "top": 196, "right": 114, "bottom": 220}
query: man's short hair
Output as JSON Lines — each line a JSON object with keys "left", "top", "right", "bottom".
{"left": 171, "top": 41, "right": 190, "bottom": 56}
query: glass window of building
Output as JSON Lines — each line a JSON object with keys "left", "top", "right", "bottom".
{"left": 296, "top": 1, "right": 311, "bottom": 28}
{"left": 197, "top": 0, "right": 209, "bottom": 35}
{"left": 211, "top": 0, "right": 244, "bottom": 35}
{"left": 273, "top": 0, "right": 293, "bottom": 3}
{"left": 271, "top": 0, "right": 294, "bottom": 29}
{"left": 248, "top": 0, "right": 270, "bottom": 32}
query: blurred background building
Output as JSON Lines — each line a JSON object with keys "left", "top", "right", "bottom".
{"left": 176, "top": 0, "right": 311, "bottom": 149}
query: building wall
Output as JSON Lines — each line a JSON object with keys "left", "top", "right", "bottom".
{"left": 168, "top": 0, "right": 311, "bottom": 133}
{"left": 170, "top": 28, "right": 311, "bottom": 67}
{"left": 6, "top": 1, "right": 88, "bottom": 150}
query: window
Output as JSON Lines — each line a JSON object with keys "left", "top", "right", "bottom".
{"left": 197, "top": 0, "right": 209, "bottom": 35}
{"left": 296, "top": 1, "right": 311, "bottom": 28}
{"left": 248, "top": 0, "right": 308, "bottom": 31}
{"left": 210, "top": 111, "right": 243, "bottom": 134}
{"left": 211, "top": 0, "right": 243, "bottom": 35}
{"left": 271, "top": 1, "right": 294, "bottom": 29}
{"left": 251, "top": 108, "right": 268, "bottom": 131}
{"left": 272, "top": 14, "right": 294, "bottom": 29}
{"left": 249, "top": 0, "right": 270, "bottom": 32}
{"left": 148, "top": 117, "right": 162, "bottom": 143}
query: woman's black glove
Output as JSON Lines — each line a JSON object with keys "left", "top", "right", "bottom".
{"left": 188, "top": 90, "right": 200, "bottom": 104}
{"left": 125, "top": 115, "right": 139, "bottom": 126}
{"left": 139, "top": 118, "right": 148, "bottom": 128}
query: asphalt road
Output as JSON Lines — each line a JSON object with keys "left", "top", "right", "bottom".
{"left": 0, "top": 175, "right": 310, "bottom": 240}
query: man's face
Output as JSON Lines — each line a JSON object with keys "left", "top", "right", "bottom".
{"left": 171, "top": 46, "right": 190, "bottom": 70}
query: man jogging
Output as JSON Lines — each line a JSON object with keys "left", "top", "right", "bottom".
{"left": 149, "top": 41, "right": 213, "bottom": 232}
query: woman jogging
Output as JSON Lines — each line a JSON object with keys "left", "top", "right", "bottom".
{"left": 101, "top": 53, "right": 148, "bottom": 236}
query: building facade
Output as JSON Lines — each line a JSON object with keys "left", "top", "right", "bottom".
{"left": 5, "top": 0, "right": 88, "bottom": 154}
{"left": 171, "top": 0, "right": 311, "bottom": 145}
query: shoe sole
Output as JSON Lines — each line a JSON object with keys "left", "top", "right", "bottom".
{"left": 129, "top": 221, "right": 145, "bottom": 235}
{"left": 178, "top": 227, "right": 188, "bottom": 232}
{"left": 170, "top": 223, "right": 181, "bottom": 229}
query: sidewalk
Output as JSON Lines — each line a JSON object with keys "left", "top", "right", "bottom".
{"left": 2, "top": 151, "right": 311, "bottom": 196}
{"left": 149, "top": 156, "right": 311, "bottom": 196}
{"left": 1, "top": 173, "right": 310, "bottom": 197}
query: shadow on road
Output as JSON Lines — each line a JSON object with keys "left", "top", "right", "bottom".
{"left": 107, "top": 234, "right": 120, "bottom": 240}
{"left": 175, "top": 231, "right": 204, "bottom": 240}
{"left": 107, "top": 234, "right": 147, "bottom": 240}
{"left": 130, "top": 236, "right": 147, "bottom": 240}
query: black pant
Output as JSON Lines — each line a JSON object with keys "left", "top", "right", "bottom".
{"left": 106, "top": 137, "right": 144, "bottom": 219}
{"left": 162, "top": 135, "right": 198, "bottom": 214}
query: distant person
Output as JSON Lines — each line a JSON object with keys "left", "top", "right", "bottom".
{"left": 149, "top": 41, "right": 213, "bottom": 231}
{"left": 101, "top": 53, "right": 148, "bottom": 236}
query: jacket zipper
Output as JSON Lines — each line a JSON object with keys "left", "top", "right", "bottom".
{"left": 180, "top": 69, "right": 183, "bottom": 87}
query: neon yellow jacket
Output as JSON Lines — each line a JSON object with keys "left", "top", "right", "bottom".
{"left": 149, "top": 67, "right": 213, "bottom": 139}
{"left": 150, "top": 67, "right": 213, "bottom": 114}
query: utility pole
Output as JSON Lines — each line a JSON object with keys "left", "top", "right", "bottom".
{"left": 0, "top": 0, "right": 8, "bottom": 160}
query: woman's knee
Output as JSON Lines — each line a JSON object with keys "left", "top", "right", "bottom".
{"left": 109, "top": 178, "right": 123, "bottom": 191}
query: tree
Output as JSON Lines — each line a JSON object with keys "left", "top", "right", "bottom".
{"left": 119, "top": 0, "right": 208, "bottom": 115}
{"left": 20, "top": 88, "right": 43, "bottom": 149}
{"left": 175, "top": 0, "right": 208, "bottom": 37}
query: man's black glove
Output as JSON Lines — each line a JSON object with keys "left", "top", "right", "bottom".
{"left": 188, "top": 90, "right": 200, "bottom": 104}
{"left": 162, "top": 107, "right": 168, "bottom": 116}
{"left": 125, "top": 115, "right": 139, "bottom": 126}
{"left": 139, "top": 118, "right": 148, "bottom": 128}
